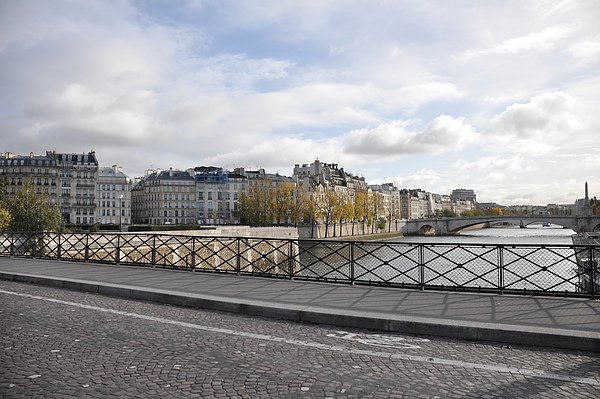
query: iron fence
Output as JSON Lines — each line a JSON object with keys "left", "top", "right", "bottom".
{"left": 0, "top": 232, "right": 598, "bottom": 298}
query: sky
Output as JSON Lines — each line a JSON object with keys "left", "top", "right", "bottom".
{"left": 1, "top": 0, "right": 599, "bottom": 205}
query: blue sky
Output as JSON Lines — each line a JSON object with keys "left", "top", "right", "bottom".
{"left": 1, "top": 0, "right": 599, "bottom": 205}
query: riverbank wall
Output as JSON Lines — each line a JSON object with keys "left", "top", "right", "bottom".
{"left": 297, "top": 221, "right": 407, "bottom": 239}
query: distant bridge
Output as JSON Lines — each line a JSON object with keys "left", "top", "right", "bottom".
{"left": 404, "top": 215, "right": 600, "bottom": 236}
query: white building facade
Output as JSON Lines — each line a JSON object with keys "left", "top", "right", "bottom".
{"left": 96, "top": 165, "right": 132, "bottom": 228}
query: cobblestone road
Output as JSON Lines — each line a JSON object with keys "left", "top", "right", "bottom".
{"left": 1, "top": 280, "right": 599, "bottom": 398}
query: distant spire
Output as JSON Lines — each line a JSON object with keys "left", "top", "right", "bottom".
{"left": 585, "top": 182, "right": 589, "bottom": 201}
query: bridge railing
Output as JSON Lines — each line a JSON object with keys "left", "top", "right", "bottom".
{"left": 0, "top": 232, "right": 597, "bottom": 299}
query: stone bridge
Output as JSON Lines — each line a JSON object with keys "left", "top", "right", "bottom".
{"left": 404, "top": 215, "right": 600, "bottom": 236}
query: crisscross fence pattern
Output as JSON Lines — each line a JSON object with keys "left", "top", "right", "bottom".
{"left": 0, "top": 232, "right": 598, "bottom": 298}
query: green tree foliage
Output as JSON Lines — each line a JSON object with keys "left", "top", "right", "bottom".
{"left": 240, "top": 181, "right": 311, "bottom": 227}
{"left": 0, "top": 177, "right": 7, "bottom": 202}
{"left": 5, "top": 181, "right": 62, "bottom": 232}
{"left": 0, "top": 205, "right": 11, "bottom": 231}
{"left": 272, "top": 182, "right": 294, "bottom": 225}
{"left": 289, "top": 185, "right": 308, "bottom": 226}
{"left": 0, "top": 177, "right": 12, "bottom": 230}
{"left": 354, "top": 190, "right": 367, "bottom": 223}
{"left": 460, "top": 209, "right": 487, "bottom": 217}
{"left": 376, "top": 216, "right": 387, "bottom": 231}
{"left": 432, "top": 209, "right": 457, "bottom": 218}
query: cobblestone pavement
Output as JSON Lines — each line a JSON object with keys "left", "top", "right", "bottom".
{"left": 1, "top": 280, "right": 599, "bottom": 398}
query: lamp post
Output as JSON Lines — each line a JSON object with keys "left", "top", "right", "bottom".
{"left": 118, "top": 194, "right": 124, "bottom": 232}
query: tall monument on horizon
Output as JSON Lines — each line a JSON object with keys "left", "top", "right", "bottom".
{"left": 583, "top": 182, "right": 593, "bottom": 216}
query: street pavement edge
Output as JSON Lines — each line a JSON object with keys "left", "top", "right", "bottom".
{"left": 1, "top": 270, "right": 598, "bottom": 353}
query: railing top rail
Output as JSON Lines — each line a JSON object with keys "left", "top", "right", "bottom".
{"left": 3, "top": 231, "right": 600, "bottom": 249}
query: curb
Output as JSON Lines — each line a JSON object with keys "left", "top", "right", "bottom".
{"left": 1, "top": 271, "right": 598, "bottom": 353}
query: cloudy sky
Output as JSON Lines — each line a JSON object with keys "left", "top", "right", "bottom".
{"left": 1, "top": 0, "right": 599, "bottom": 205}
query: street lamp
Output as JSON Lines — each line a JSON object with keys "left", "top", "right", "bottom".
{"left": 119, "top": 194, "right": 124, "bottom": 232}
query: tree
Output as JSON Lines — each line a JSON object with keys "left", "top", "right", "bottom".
{"left": 239, "top": 182, "right": 275, "bottom": 227}
{"left": 272, "top": 182, "right": 294, "bottom": 225}
{"left": 289, "top": 187, "right": 303, "bottom": 226}
{"left": 303, "top": 194, "right": 319, "bottom": 238}
{"left": 5, "top": 181, "right": 62, "bottom": 232}
{"left": 433, "top": 209, "right": 457, "bottom": 218}
{"left": 0, "top": 176, "right": 7, "bottom": 203}
{"left": 354, "top": 190, "right": 368, "bottom": 233}
{"left": 0, "top": 177, "right": 10, "bottom": 230}
{"left": 461, "top": 209, "right": 486, "bottom": 217}
{"left": 0, "top": 205, "right": 10, "bottom": 231}
{"left": 318, "top": 189, "right": 339, "bottom": 237}
{"left": 369, "top": 193, "right": 384, "bottom": 232}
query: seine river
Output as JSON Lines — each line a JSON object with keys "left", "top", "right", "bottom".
{"left": 389, "top": 225, "right": 576, "bottom": 245}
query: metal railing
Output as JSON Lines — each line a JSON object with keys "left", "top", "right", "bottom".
{"left": 0, "top": 232, "right": 598, "bottom": 299}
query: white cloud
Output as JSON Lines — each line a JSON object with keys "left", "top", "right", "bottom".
{"left": 461, "top": 26, "right": 571, "bottom": 60}
{"left": 343, "top": 115, "right": 476, "bottom": 156}
{"left": 484, "top": 92, "right": 578, "bottom": 154}
{"left": 453, "top": 155, "right": 525, "bottom": 174}
{"left": 568, "top": 41, "right": 600, "bottom": 60}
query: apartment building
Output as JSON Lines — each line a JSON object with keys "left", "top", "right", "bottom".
{"left": 191, "top": 166, "right": 247, "bottom": 225}
{"left": 131, "top": 169, "right": 196, "bottom": 225}
{"left": 450, "top": 188, "right": 476, "bottom": 203}
{"left": 0, "top": 152, "right": 59, "bottom": 202}
{"left": 292, "top": 160, "right": 368, "bottom": 216}
{"left": 293, "top": 160, "right": 367, "bottom": 193}
{"left": 96, "top": 165, "right": 132, "bottom": 228}
{"left": 50, "top": 151, "right": 99, "bottom": 225}
{"left": 369, "top": 183, "right": 401, "bottom": 220}
{"left": 0, "top": 151, "right": 99, "bottom": 225}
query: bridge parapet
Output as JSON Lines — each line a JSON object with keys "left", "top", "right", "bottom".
{"left": 404, "top": 215, "right": 600, "bottom": 235}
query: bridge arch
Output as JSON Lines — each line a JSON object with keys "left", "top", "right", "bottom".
{"left": 405, "top": 215, "right": 600, "bottom": 235}
{"left": 419, "top": 225, "right": 436, "bottom": 236}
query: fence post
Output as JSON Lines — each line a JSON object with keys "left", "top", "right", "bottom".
{"left": 115, "top": 234, "right": 121, "bottom": 265}
{"left": 84, "top": 233, "right": 90, "bottom": 263}
{"left": 589, "top": 246, "right": 596, "bottom": 300}
{"left": 350, "top": 242, "right": 355, "bottom": 285}
{"left": 498, "top": 245, "right": 504, "bottom": 295}
{"left": 57, "top": 233, "right": 62, "bottom": 260}
{"left": 10, "top": 233, "right": 15, "bottom": 257}
{"left": 236, "top": 238, "right": 241, "bottom": 275}
{"left": 151, "top": 235, "right": 157, "bottom": 267}
{"left": 191, "top": 237, "right": 196, "bottom": 271}
{"left": 419, "top": 244, "right": 425, "bottom": 290}
{"left": 288, "top": 240, "right": 294, "bottom": 280}
{"left": 30, "top": 233, "right": 35, "bottom": 259}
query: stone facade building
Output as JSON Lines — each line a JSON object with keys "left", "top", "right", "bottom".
{"left": 0, "top": 151, "right": 99, "bottom": 225}
{"left": 191, "top": 166, "right": 247, "bottom": 225}
{"left": 96, "top": 165, "right": 132, "bottom": 228}
{"left": 131, "top": 169, "right": 196, "bottom": 225}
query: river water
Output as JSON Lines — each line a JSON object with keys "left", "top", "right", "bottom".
{"left": 389, "top": 225, "right": 576, "bottom": 245}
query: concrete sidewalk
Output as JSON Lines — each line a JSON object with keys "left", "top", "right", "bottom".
{"left": 1, "top": 257, "right": 599, "bottom": 352}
